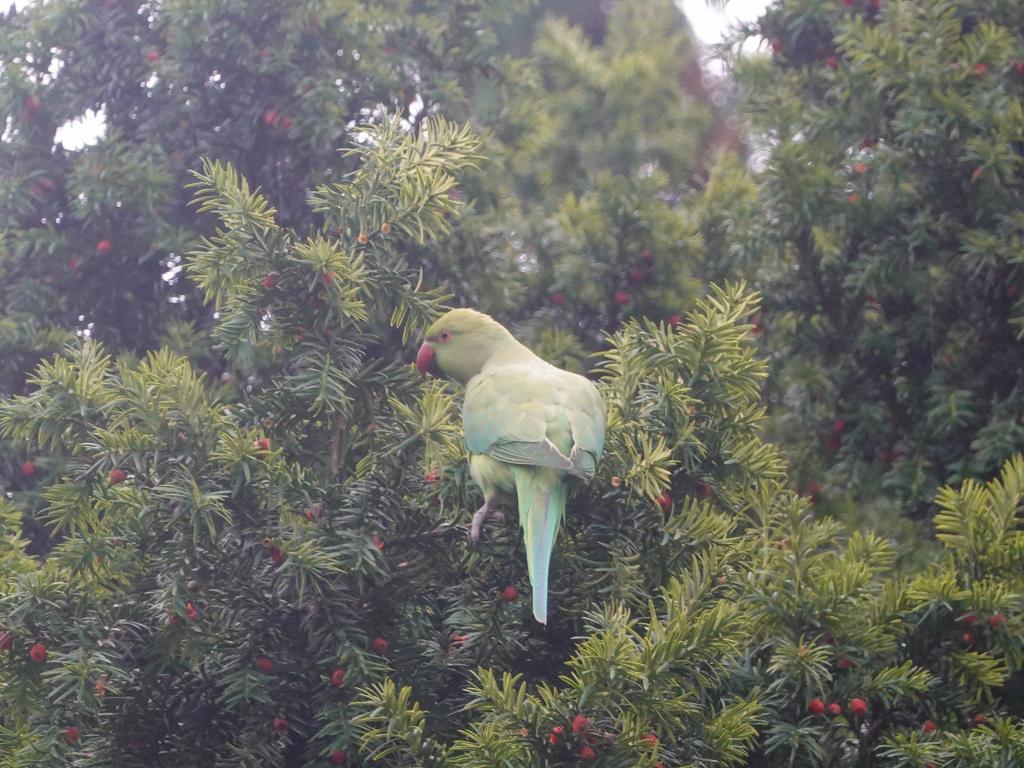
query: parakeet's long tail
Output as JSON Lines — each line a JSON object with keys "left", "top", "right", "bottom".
{"left": 514, "top": 468, "right": 568, "bottom": 625}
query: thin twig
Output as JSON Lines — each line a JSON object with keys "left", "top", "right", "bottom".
{"left": 329, "top": 412, "right": 343, "bottom": 474}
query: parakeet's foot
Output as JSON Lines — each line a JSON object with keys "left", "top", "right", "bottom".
{"left": 470, "top": 502, "right": 504, "bottom": 545}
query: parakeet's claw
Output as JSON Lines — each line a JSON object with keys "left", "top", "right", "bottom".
{"left": 470, "top": 501, "right": 500, "bottom": 545}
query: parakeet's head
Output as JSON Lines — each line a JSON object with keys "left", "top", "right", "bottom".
{"left": 416, "top": 309, "right": 514, "bottom": 385}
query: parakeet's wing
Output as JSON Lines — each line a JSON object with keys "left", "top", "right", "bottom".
{"left": 463, "top": 362, "right": 605, "bottom": 478}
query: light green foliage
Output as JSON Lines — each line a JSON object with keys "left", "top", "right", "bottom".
{"left": 0, "top": 116, "right": 476, "bottom": 767}
{"left": 347, "top": 448, "right": 1024, "bottom": 767}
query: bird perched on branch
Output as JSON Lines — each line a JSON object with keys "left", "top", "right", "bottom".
{"left": 416, "top": 309, "right": 605, "bottom": 624}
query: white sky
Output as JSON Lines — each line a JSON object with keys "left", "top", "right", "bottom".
{"left": 679, "top": 0, "right": 770, "bottom": 44}
{"left": 52, "top": 0, "right": 770, "bottom": 150}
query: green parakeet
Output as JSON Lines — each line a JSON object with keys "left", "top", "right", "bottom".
{"left": 416, "top": 309, "right": 606, "bottom": 624}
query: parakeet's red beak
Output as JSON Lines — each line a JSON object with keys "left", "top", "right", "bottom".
{"left": 416, "top": 342, "right": 438, "bottom": 376}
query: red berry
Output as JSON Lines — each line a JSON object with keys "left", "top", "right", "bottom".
{"left": 841, "top": 0, "right": 854, "bottom": 6}
{"left": 322, "top": 270, "right": 335, "bottom": 285}
{"left": 642, "top": 733, "right": 659, "bottom": 745}
{"left": 549, "top": 726, "right": 564, "bottom": 745}
{"left": 849, "top": 698, "right": 868, "bottom": 715}
{"left": 836, "top": 658, "right": 852, "bottom": 669}
{"left": 146, "top": 50, "right": 159, "bottom": 62}
{"left": 549, "top": 292, "right": 566, "bottom": 305}
{"left": 973, "top": 62, "right": 988, "bottom": 75}
{"left": 108, "top": 468, "right": 127, "bottom": 484}
{"left": 263, "top": 109, "right": 278, "bottom": 125}
{"left": 961, "top": 613, "right": 978, "bottom": 625}
{"left": 1017, "top": 61, "right": 1024, "bottom": 76}
{"left": 306, "top": 504, "right": 324, "bottom": 521}
{"left": 697, "top": 482, "right": 710, "bottom": 498}
{"left": 613, "top": 290, "right": 631, "bottom": 306}
{"left": 38, "top": 177, "right": 55, "bottom": 191}
{"left": 860, "top": 137, "right": 877, "bottom": 149}
{"left": 64, "top": 725, "right": 79, "bottom": 744}
{"left": 628, "top": 267, "right": 647, "bottom": 284}
{"left": 668, "top": 313, "right": 682, "bottom": 328}
{"left": 827, "top": 436, "right": 841, "bottom": 451}
{"left": 329, "top": 751, "right": 348, "bottom": 765}
{"left": 330, "top": 668, "right": 346, "bottom": 687}
{"left": 499, "top": 585, "right": 519, "bottom": 602}
{"left": 185, "top": 602, "right": 197, "bottom": 621}
{"left": 25, "top": 95, "right": 41, "bottom": 112}
{"left": 853, "top": 162, "right": 867, "bottom": 174}
{"left": 847, "top": 192, "right": 860, "bottom": 204}
{"left": 972, "top": 713, "right": 987, "bottom": 725}
{"left": 825, "top": 56, "right": 839, "bottom": 69}
{"left": 29, "top": 642, "right": 47, "bottom": 662}
{"left": 269, "top": 548, "right": 285, "bottom": 565}
{"left": 578, "top": 745, "right": 597, "bottom": 760}
{"left": 20, "top": 461, "right": 35, "bottom": 478}
{"left": 0, "top": 631, "right": 10, "bottom": 650}
{"left": 827, "top": 702, "right": 843, "bottom": 715}
{"left": 989, "top": 613, "right": 1007, "bottom": 628}
{"left": 656, "top": 492, "right": 671, "bottom": 513}
{"left": 95, "top": 239, "right": 112, "bottom": 254}
{"left": 256, "top": 657, "right": 274, "bottom": 673}
{"left": 278, "top": 116, "right": 293, "bottom": 130}
{"left": 371, "top": 637, "right": 389, "bottom": 655}
{"left": 261, "top": 273, "right": 278, "bottom": 289}
{"left": 571, "top": 714, "right": 589, "bottom": 734}
{"left": 922, "top": 720, "right": 936, "bottom": 733}
{"left": 972, "top": 166, "right": 984, "bottom": 181}
{"left": 809, "top": 698, "right": 826, "bottom": 716}
{"left": 272, "top": 717, "right": 288, "bottom": 733}
{"left": 962, "top": 631, "right": 975, "bottom": 644}
{"left": 424, "top": 469, "right": 441, "bottom": 484}
{"left": 832, "top": 419, "right": 846, "bottom": 434}
{"left": 770, "top": 38, "right": 784, "bottom": 54}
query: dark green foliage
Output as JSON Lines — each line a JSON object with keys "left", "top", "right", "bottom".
{"left": 433, "top": 0, "right": 715, "bottom": 371}
{"left": 714, "top": 0, "right": 1024, "bottom": 514}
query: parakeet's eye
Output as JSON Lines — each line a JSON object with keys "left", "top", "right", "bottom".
{"left": 438, "top": 330, "right": 453, "bottom": 342}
